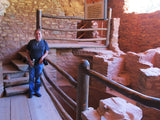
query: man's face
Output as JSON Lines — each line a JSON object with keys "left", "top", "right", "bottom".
{"left": 35, "top": 30, "right": 42, "bottom": 41}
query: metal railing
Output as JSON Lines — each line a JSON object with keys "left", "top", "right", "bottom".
{"left": 36, "top": 9, "right": 112, "bottom": 47}
{"left": 42, "top": 59, "right": 160, "bottom": 120}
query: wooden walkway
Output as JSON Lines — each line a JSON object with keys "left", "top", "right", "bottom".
{"left": 0, "top": 85, "right": 62, "bottom": 120}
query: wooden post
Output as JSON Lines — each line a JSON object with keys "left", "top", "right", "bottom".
{"left": 76, "top": 60, "right": 90, "bottom": 120}
{"left": 36, "top": 9, "right": 42, "bottom": 30}
{"left": 106, "top": 8, "right": 112, "bottom": 47}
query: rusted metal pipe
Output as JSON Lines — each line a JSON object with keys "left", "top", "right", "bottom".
{"left": 106, "top": 8, "right": 112, "bottom": 47}
{"left": 76, "top": 60, "right": 90, "bottom": 120}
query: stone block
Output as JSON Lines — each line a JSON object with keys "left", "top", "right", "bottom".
{"left": 81, "top": 107, "right": 100, "bottom": 120}
{"left": 154, "top": 51, "right": 160, "bottom": 68}
{"left": 107, "top": 57, "right": 124, "bottom": 79}
{"left": 140, "top": 48, "right": 157, "bottom": 63}
{"left": 125, "top": 52, "right": 140, "bottom": 73}
{"left": 113, "top": 75, "right": 130, "bottom": 86}
{"left": 109, "top": 18, "right": 125, "bottom": 55}
{"left": 83, "top": 97, "right": 143, "bottom": 120}
{"left": 140, "top": 67, "right": 160, "bottom": 79}
{"left": 93, "top": 55, "right": 108, "bottom": 76}
{"left": 92, "top": 56, "right": 108, "bottom": 90}
{"left": 49, "top": 49, "right": 56, "bottom": 55}
{"left": 139, "top": 67, "right": 160, "bottom": 97}
{"left": 97, "top": 97, "right": 143, "bottom": 120}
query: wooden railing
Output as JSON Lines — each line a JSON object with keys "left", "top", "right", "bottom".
{"left": 36, "top": 9, "right": 112, "bottom": 47}
{"left": 42, "top": 59, "right": 160, "bottom": 120}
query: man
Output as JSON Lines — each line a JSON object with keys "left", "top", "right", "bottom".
{"left": 26, "top": 29, "right": 49, "bottom": 98}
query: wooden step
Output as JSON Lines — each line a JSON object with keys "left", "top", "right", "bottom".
{"left": 3, "top": 64, "right": 20, "bottom": 74}
{"left": 11, "top": 60, "right": 29, "bottom": 71}
{"left": 18, "top": 51, "right": 28, "bottom": 61}
{"left": 3, "top": 64, "right": 28, "bottom": 82}
{"left": 4, "top": 76, "right": 29, "bottom": 87}
{"left": 5, "top": 84, "right": 29, "bottom": 96}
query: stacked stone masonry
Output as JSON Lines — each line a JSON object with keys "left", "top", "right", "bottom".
{"left": 0, "top": 0, "right": 83, "bottom": 64}
{"left": 74, "top": 47, "right": 160, "bottom": 120}
{"left": 82, "top": 97, "right": 143, "bottom": 120}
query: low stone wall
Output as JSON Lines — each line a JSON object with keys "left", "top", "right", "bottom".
{"left": 82, "top": 97, "right": 143, "bottom": 120}
{"left": 74, "top": 47, "right": 160, "bottom": 120}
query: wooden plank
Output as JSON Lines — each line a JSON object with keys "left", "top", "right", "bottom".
{"left": 45, "top": 37, "right": 106, "bottom": 42}
{"left": 48, "top": 43, "right": 106, "bottom": 49}
{"left": 42, "top": 14, "right": 107, "bottom": 21}
{"left": 3, "top": 64, "right": 20, "bottom": 74}
{"left": 11, "top": 95, "right": 31, "bottom": 120}
{"left": 18, "top": 52, "right": 27, "bottom": 60}
{"left": 4, "top": 76, "right": 29, "bottom": 87}
{"left": 42, "top": 14, "right": 84, "bottom": 20}
{"left": 41, "top": 74, "right": 73, "bottom": 120}
{"left": 0, "top": 97, "right": 10, "bottom": 120}
{"left": 5, "top": 84, "right": 29, "bottom": 96}
{"left": 28, "top": 85, "right": 62, "bottom": 120}
{"left": 42, "top": 27, "right": 107, "bottom": 32}
{"left": 11, "top": 60, "right": 28, "bottom": 71}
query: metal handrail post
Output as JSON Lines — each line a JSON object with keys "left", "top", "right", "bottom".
{"left": 106, "top": 8, "right": 112, "bottom": 47}
{"left": 76, "top": 60, "right": 90, "bottom": 120}
{"left": 36, "top": 9, "right": 42, "bottom": 30}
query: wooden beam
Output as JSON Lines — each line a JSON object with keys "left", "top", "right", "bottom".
{"left": 42, "top": 27, "right": 107, "bottom": 32}
{"left": 44, "top": 38, "right": 106, "bottom": 42}
{"left": 42, "top": 15, "right": 108, "bottom": 21}
{"left": 42, "top": 15, "right": 84, "bottom": 20}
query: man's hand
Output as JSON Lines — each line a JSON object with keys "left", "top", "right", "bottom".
{"left": 29, "top": 59, "right": 34, "bottom": 67}
{"left": 39, "top": 57, "right": 43, "bottom": 64}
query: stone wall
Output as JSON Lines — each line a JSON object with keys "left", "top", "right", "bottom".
{"left": 0, "top": 0, "right": 84, "bottom": 64}
{"left": 2, "top": 0, "right": 160, "bottom": 62}
{"left": 108, "top": 0, "right": 160, "bottom": 53}
{"left": 82, "top": 97, "right": 143, "bottom": 120}
{"left": 56, "top": 49, "right": 82, "bottom": 82}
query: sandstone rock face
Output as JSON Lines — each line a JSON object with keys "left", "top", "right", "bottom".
{"left": 82, "top": 97, "right": 143, "bottom": 120}
{"left": 108, "top": 0, "right": 160, "bottom": 53}
{"left": 0, "top": 0, "right": 10, "bottom": 16}
{"left": 109, "top": 18, "right": 125, "bottom": 55}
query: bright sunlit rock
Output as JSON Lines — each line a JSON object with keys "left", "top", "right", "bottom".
{"left": 124, "top": 0, "right": 160, "bottom": 14}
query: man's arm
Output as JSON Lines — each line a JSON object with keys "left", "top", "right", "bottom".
{"left": 26, "top": 49, "right": 34, "bottom": 66}
{"left": 39, "top": 50, "right": 49, "bottom": 64}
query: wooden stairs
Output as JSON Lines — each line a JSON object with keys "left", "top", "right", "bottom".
{"left": 3, "top": 51, "right": 29, "bottom": 96}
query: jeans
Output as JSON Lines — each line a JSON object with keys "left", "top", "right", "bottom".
{"left": 29, "top": 64, "right": 44, "bottom": 94}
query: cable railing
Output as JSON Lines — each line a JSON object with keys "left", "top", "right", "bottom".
{"left": 42, "top": 58, "right": 160, "bottom": 120}
{"left": 36, "top": 9, "right": 112, "bottom": 47}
